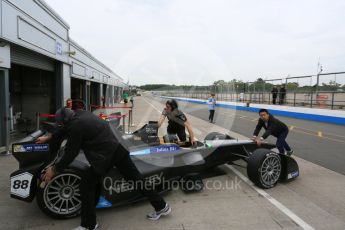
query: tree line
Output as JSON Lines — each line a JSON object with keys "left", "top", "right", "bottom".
{"left": 139, "top": 79, "right": 345, "bottom": 92}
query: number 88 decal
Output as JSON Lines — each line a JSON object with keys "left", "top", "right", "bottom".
{"left": 13, "top": 180, "right": 29, "bottom": 189}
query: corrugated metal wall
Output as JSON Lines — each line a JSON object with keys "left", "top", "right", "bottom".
{"left": 10, "top": 44, "right": 55, "bottom": 72}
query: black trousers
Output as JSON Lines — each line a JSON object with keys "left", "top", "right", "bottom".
{"left": 167, "top": 125, "right": 187, "bottom": 142}
{"left": 209, "top": 110, "right": 215, "bottom": 122}
{"left": 276, "top": 128, "right": 292, "bottom": 153}
{"left": 279, "top": 96, "right": 285, "bottom": 105}
{"left": 80, "top": 168, "right": 101, "bottom": 229}
{"left": 80, "top": 154, "right": 166, "bottom": 229}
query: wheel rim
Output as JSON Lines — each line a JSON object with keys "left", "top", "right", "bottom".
{"left": 260, "top": 154, "right": 281, "bottom": 186}
{"left": 43, "top": 173, "right": 81, "bottom": 215}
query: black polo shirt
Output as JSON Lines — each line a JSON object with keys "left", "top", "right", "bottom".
{"left": 162, "top": 108, "right": 187, "bottom": 132}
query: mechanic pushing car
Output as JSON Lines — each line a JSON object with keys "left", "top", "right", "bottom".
{"left": 252, "top": 109, "right": 293, "bottom": 156}
{"left": 158, "top": 99, "right": 197, "bottom": 145}
{"left": 37, "top": 107, "right": 171, "bottom": 230}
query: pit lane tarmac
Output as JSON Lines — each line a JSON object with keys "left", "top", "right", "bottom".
{"left": 0, "top": 95, "right": 345, "bottom": 229}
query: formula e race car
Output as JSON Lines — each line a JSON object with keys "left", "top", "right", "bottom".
{"left": 10, "top": 121, "right": 299, "bottom": 219}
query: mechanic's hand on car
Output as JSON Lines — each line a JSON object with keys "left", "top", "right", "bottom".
{"left": 42, "top": 166, "right": 55, "bottom": 183}
{"left": 36, "top": 135, "right": 52, "bottom": 144}
{"left": 191, "top": 137, "right": 197, "bottom": 146}
{"left": 254, "top": 138, "right": 262, "bottom": 146}
{"left": 251, "top": 136, "right": 262, "bottom": 146}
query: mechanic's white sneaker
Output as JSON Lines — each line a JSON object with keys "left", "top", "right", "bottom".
{"left": 286, "top": 150, "right": 294, "bottom": 156}
{"left": 71, "top": 223, "right": 99, "bottom": 230}
{"left": 147, "top": 203, "right": 171, "bottom": 220}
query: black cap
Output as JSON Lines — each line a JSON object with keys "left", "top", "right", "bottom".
{"left": 55, "top": 107, "right": 75, "bottom": 125}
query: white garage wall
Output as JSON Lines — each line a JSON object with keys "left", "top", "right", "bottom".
{"left": 69, "top": 40, "right": 123, "bottom": 87}
{"left": 1, "top": 0, "right": 69, "bottom": 63}
{"left": 0, "top": 0, "right": 124, "bottom": 87}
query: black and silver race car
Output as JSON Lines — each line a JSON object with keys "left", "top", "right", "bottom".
{"left": 10, "top": 121, "right": 299, "bottom": 219}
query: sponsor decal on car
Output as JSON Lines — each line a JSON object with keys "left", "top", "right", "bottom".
{"left": 13, "top": 144, "right": 49, "bottom": 153}
{"left": 130, "top": 144, "right": 180, "bottom": 156}
{"left": 287, "top": 171, "right": 299, "bottom": 179}
{"left": 151, "top": 144, "right": 180, "bottom": 153}
{"left": 291, "top": 171, "right": 299, "bottom": 178}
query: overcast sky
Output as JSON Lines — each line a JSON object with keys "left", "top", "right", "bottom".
{"left": 45, "top": 0, "right": 345, "bottom": 86}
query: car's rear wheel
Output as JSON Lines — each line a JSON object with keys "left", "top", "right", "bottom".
{"left": 247, "top": 149, "right": 281, "bottom": 189}
{"left": 36, "top": 169, "right": 82, "bottom": 219}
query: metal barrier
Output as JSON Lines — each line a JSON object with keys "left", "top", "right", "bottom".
{"left": 36, "top": 107, "right": 134, "bottom": 134}
{"left": 0, "top": 145, "right": 10, "bottom": 156}
{"left": 161, "top": 91, "right": 345, "bottom": 110}
{"left": 91, "top": 104, "right": 134, "bottom": 132}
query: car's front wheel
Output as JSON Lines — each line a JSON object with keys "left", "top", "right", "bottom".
{"left": 36, "top": 169, "right": 82, "bottom": 219}
{"left": 247, "top": 149, "right": 282, "bottom": 189}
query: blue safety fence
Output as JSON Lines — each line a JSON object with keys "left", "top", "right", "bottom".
{"left": 160, "top": 96, "right": 345, "bottom": 125}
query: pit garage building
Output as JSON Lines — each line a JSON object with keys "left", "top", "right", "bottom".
{"left": 0, "top": 0, "right": 125, "bottom": 151}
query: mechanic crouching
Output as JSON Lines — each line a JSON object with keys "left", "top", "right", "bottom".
{"left": 158, "top": 99, "right": 197, "bottom": 145}
{"left": 252, "top": 109, "right": 293, "bottom": 156}
{"left": 37, "top": 107, "right": 171, "bottom": 230}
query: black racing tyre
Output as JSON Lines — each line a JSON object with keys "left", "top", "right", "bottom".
{"left": 247, "top": 149, "right": 282, "bottom": 189}
{"left": 204, "top": 132, "right": 232, "bottom": 140}
{"left": 36, "top": 168, "right": 82, "bottom": 219}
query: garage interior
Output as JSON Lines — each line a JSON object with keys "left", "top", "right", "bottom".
{"left": 71, "top": 78, "right": 85, "bottom": 101}
{"left": 102, "top": 83, "right": 108, "bottom": 106}
{"left": 90, "top": 81, "right": 100, "bottom": 108}
{"left": 9, "top": 64, "right": 56, "bottom": 136}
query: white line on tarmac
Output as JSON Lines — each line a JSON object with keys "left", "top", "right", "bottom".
{"left": 226, "top": 165, "right": 315, "bottom": 230}
{"left": 142, "top": 97, "right": 161, "bottom": 113}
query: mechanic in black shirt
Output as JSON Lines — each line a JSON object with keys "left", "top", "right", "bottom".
{"left": 37, "top": 107, "right": 171, "bottom": 230}
{"left": 158, "top": 99, "right": 196, "bottom": 145}
{"left": 252, "top": 109, "right": 293, "bottom": 156}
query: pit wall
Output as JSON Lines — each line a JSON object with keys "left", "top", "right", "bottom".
{"left": 159, "top": 96, "right": 345, "bottom": 125}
